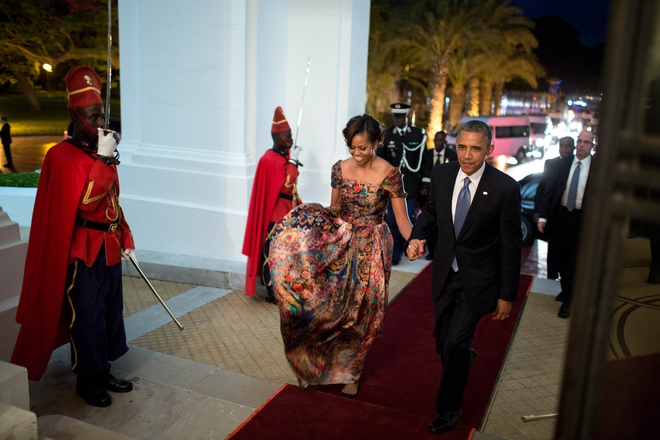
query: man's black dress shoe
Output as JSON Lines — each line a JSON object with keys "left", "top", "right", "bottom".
{"left": 76, "top": 379, "right": 112, "bottom": 407}
{"left": 558, "top": 302, "right": 571, "bottom": 319}
{"left": 392, "top": 258, "right": 401, "bottom": 266}
{"left": 469, "top": 348, "right": 477, "bottom": 366}
{"left": 103, "top": 373, "right": 134, "bottom": 393}
{"left": 555, "top": 291, "right": 566, "bottom": 302}
{"left": 429, "top": 408, "right": 462, "bottom": 433}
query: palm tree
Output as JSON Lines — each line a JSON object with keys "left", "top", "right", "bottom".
{"left": 484, "top": 48, "right": 545, "bottom": 115}
{"left": 398, "top": 0, "right": 484, "bottom": 140}
{"left": 478, "top": 1, "right": 544, "bottom": 115}
{"left": 366, "top": 0, "right": 405, "bottom": 120}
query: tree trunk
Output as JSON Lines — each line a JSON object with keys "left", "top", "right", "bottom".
{"left": 493, "top": 82, "right": 505, "bottom": 116}
{"left": 467, "top": 77, "right": 479, "bottom": 117}
{"left": 427, "top": 60, "right": 448, "bottom": 146}
{"left": 12, "top": 69, "right": 41, "bottom": 112}
{"left": 448, "top": 84, "right": 466, "bottom": 129}
{"left": 480, "top": 81, "right": 494, "bottom": 116}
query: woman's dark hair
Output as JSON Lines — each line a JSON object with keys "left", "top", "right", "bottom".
{"left": 342, "top": 113, "right": 384, "bottom": 147}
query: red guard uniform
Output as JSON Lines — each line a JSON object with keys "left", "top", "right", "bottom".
{"left": 11, "top": 67, "right": 134, "bottom": 382}
{"left": 242, "top": 107, "right": 301, "bottom": 297}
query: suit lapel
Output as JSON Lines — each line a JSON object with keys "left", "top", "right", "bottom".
{"left": 457, "top": 164, "right": 494, "bottom": 240}
{"left": 438, "top": 163, "right": 459, "bottom": 238}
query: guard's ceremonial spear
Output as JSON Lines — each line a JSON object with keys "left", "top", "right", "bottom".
{"left": 104, "top": 0, "right": 112, "bottom": 130}
{"left": 293, "top": 57, "right": 311, "bottom": 148}
{"left": 129, "top": 255, "right": 184, "bottom": 331}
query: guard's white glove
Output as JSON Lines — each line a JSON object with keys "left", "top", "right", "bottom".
{"left": 122, "top": 248, "right": 136, "bottom": 262}
{"left": 97, "top": 128, "right": 118, "bottom": 157}
{"left": 289, "top": 144, "right": 302, "bottom": 162}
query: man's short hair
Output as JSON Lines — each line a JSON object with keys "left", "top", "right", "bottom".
{"left": 559, "top": 136, "right": 575, "bottom": 145}
{"left": 458, "top": 120, "right": 492, "bottom": 145}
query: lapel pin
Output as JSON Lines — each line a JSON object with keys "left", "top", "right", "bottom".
{"left": 483, "top": 191, "right": 488, "bottom": 195}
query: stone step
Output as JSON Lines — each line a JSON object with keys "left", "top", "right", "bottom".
{"left": 0, "top": 402, "right": 37, "bottom": 440}
{"left": 38, "top": 415, "right": 136, "bottom": 440}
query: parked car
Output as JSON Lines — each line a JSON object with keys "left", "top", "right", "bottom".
{"left": 518, "top": 172, "right": 547, "bottom": 246}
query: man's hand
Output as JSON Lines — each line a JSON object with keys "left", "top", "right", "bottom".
{"left": 406, "top": 238, "right": 426, "bottom": 261}
{"left": 537, "top": 220, "right": 546, "bottom": 234}
{"left": 97, "top": 128, "right": 118, "bottom": 157}
{"left": 289, "top": 144, "right": 303, "bottom": 162}
{"left": 121, "top": 248, "right": 136, "bottom": 261}
{"left": 491, "top": 299, "right": 512, "bottom": 321}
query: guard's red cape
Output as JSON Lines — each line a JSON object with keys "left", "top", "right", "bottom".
{"left": 12, "top": 141, "right": 100, "bottom": 381}
{"left": 242, "top": 149, "right": 291, "bottom": 296}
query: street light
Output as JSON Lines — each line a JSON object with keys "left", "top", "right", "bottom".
{"left": 42, "top": 63, "right": 52, "bottom": 91}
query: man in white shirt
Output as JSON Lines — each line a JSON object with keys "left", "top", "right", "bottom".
{"left": 537, "top": 130, "right": 595, "bottom": 318}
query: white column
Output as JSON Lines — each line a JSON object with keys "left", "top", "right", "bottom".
{"left": 117, "top": 0, "right": 370, "bottom": 261}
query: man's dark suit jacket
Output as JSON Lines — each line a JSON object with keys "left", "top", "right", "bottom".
{"left": 411, "top": 161, "right": 522, "bottom": 316}
{"left": 534, "top": 155, "right": 574, "bottom": 216}
{"left": 539, "top": 156, "right": 581, "bottom": 229}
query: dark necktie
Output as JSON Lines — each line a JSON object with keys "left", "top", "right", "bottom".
{"left": 566, "top": 161, "right": 582, "bottom": 211}
{"left": 435, "top": 153, "right": 442, "bottom": 166}
{"left": 452, "top": 177, "right": 471, "bottom": 271}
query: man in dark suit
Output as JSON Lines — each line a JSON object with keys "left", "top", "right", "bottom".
{"left": 1, "top": 116, "right": 12, "bottom": 168}
{"left": 378, "top": 103, "right": 428, "bottom": 265}
{"left": 422, "top": 131, "right": 459, "bottom": 260}
{"left": 534, "top": 136, "right": 575, "bottom": 299}
{"left": 407, "top": 120, "right": 522, "bottom": 434}
{"left": 538, "top": 130, "right": 595, "bottom": 318}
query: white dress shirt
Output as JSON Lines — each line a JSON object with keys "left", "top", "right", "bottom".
{"left": 561, "top": 155, "right": 591, "bottom": 210}
{"left": 452, "top": 162, "right": 486, "bottom": 222}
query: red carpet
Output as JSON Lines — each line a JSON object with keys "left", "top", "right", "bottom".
{"left": 229, "top": 265, "right": 532, "bottom": 438}
{"left": 227, "top": 384, "right": 475, "bottom": 440}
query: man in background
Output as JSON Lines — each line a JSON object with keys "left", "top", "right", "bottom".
{"left": 1, "top": 116, "right": 12, "bottom": 168}
{"left": 243, "top": 106, "right": 303, "bottom": 303}
{"left": 378, "top": 103, "right": 429, "bottom": 265}
{"left": 538, "top": 130, "right": 595, "bottom": 318}
{"left": 534, "top": 136, "right": 575, "bottom": 300}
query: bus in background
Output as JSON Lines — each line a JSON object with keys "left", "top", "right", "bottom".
{"left": 447, "top": 116, "right": 532, "bottom": 163}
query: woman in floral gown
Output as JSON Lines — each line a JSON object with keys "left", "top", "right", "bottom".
{"left": 269, "top": 114, "right": 420, "bottom": 397}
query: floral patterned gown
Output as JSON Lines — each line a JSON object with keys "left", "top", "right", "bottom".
{"left": 269, "top": 160, "right": 406, "bottom": 385}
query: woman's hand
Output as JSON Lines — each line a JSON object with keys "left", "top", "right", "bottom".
{"left": 406, "top": 238, "right": 426, "bottom": 261}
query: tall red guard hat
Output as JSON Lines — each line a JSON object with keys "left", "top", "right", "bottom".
{"left": 66, "top": 66, "right": 103, "bottom": 110}
{"left": 271, "top": 106, "right": 291, "bottom": 133}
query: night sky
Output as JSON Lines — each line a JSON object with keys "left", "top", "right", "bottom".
{"left": 509, "top": 0, "right": 613, "bottom": 47}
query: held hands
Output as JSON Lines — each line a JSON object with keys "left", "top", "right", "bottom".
{"left": 406, "top": 238, "right": 426, "bottom": 261}
{"left": 97, "top": 128, "right": 118, "bottom": 157}
{"left": 121, "top": 248, "right": 136, "bottom": 262}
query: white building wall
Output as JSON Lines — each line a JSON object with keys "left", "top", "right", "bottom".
{"left": 116, "top": 0, "right": 370, "bottom": 262}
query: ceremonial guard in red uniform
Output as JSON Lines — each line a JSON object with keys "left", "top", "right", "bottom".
{"left": 242, "top": 106, "right": 302, "bottom": 303}
{"left": 12, "top": 66, "right": 135, "bottom": 407}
